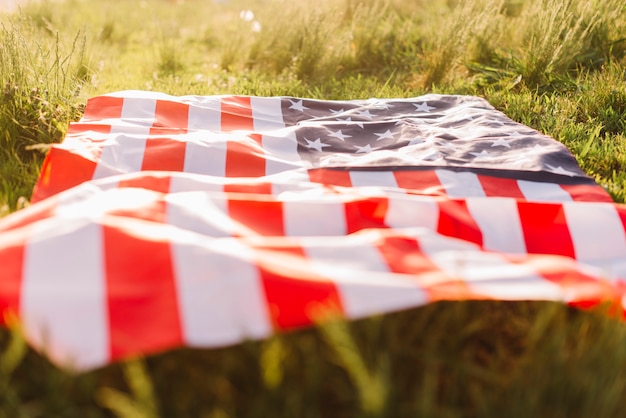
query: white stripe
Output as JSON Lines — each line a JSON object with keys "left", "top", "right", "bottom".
{"left": 283, "top": 200, "right": 347, "bottom": 237}
{"left": 304, "top": 237, "right": 428, "bottom": 318}
{"left": 564, "top": 202, "right": 626, "bottom": 277}
{"left": 435, "top": 170, "right": 486, "bottom": 198}
{"left": 55, "top": 187, "right": 158, "bottom": 219}
{"left": 109, "top": 123, "right": 151, "bottom": 136}
{"left": 466, "top": 197, "right": 527, "bottom": 254}
{"left": 349, "top": 171, "right": 398, "bottom": 188}
{"left": 461, "top": 253, "right": 564, "bottom": 300}
{"left": 90, "top": 176, "right": 120, "bottom": 192}
{"left": 106, "top": 98, "right": 155, "bottom": 167}
{"left": 269, "top": 169, "right": 313, "bottom": 196}
{"left": 92, "top": 134, "right": 148, "bottom": 179}
{"left": 113, "top": 97, "right": 157, "bottom": 133}
{"left": 517, "top": 180, "right": 572, "bottom": 202}
{"left": 187, "top": 96, "right": 221, "bottom": 131}
{"left": 261, "top": 131, "right": 303, "bottom": 175}
{"left": 418, "top": 231, "right": 563, "bottom": 300}
{"left": 22, "top": 220, "right": 108, "bottom": 370}
{"left": 251, "top": 96, "right": 285, "bottom": 131}
{"left": 385, "top": 195, "right": 439, "bottom": 231}
{"left": 171, "top": 237, "right": 272, "bottom": 346}
{"left": 166, "top": 192, "right": 235, "bottom": 238}
{"left": 168, "top": 173, "right": 226, "bottom": 194}
{"left": 94, "top": 97, "right": 154, "bottom": 177}
{"left": 182, "top": 134, "right": 227, "bottom": 177}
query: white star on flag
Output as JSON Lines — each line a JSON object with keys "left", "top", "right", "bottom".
{"left": 470, "top": 150, "right": 491, "bottom": 160}
{"left": 304, "top": 138, "right": 330, "bottom": 152}
{"left": 374, "top": 130, "right": 396, "bottom": 141}
{"left": 546, "top": 165, "right": 577, "bottom": 177}
{"left": 289, "top": 100, "right": 310, "bottom": 112}
{"left": 328, "top": 130, "right": 352, "bottom": 141}
{"left": 354, "top": 109, "right": 375, "bottom": 119}
{"left": 336, "top": 117, "right": 364, "bottom": 129}
{"left": 366, "top": 99, "right": 391, "bottom": 109}
{"left": 414, "top": 102, "right": 436, "bottom": 112}
{"left": 354, "top": 144, "right": 379, "bottom": 153}
{"left": 489, "top": 138, "right": 512, "bottom": 148}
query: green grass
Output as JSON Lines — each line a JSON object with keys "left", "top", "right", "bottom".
{"left": 1, "top": 0, "right": 626, "bottom": 416}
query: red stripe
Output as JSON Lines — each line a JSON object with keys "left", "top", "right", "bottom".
{"left": 0, "top": 230, "right": 25, "bottom": 325}
{"left": 227, "top": 198, "right": 285, "bottom": 236}
{"left": 0, "top": 197, "right": 57, "bottom": 233}
{"left": 67, "top": 123, "right": 112, "bottom": 135}
{"left": 517, "top": 202, "right": 575, "bottom": 258}
{"left": 617, "top": 206, "right": 626, "bottom": 230}
{"left": 103, "top": 221, "right": 183, "bottom": 360}
{"left": 308, "top": 169, "right": 352, "bottom": 187}
{"left": 141, "top": 137, "right": 187, "bottom": 172}
{"left": 118, "top": 174, "right": 172, "bottom": 194}
{"left": 256, "top": 245, "right": 343, "bottom": 329}
{"left": 225, "top": 134, "right": 266, "bottom": 177}
{"left": 31, "top": 146, "right": 98, "bottom": 202}
{"left": 223, "top": 181, "right": 273, "bottom": 195}
{"left": 375, "top": 235, "right": 474, "bottom": 301}
{"left": 82, "top": 96, "right": 124, "bottom": 121}
{"left": 560, "top": 184, "right": 614, "bottom": 202}
{"left": 436, "top": 200, "right": 483, "bottom": 247}
{"left": 141, "top": 100, "right": 191, "bottom": 172}
{"left": 221, "top": 96, "right": 253, "bottom": 131}
{"left": 393, "top": 170, "right": 445, "bottom": 196}
{"left": 107, "top": 193, "right": 168, "bottom": 224}
{"left": 151, "top": 100, "right": 189, "bottom": 132}
{"left": 377, "top": 235, "right": 436, "bottom": 275}
{"left": 518, "top": 254, "right": 619, "bottom": 311}
{"left": 344, "top": 197, "right": 388, "bottom": 234}
{"left": 478, "top": 175, "right": 525, "bottom": 199}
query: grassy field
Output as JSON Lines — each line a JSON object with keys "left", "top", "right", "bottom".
{"left": 1, "top": 0, "right": 626, "bottom": 416}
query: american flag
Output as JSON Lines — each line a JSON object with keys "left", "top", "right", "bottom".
{"left": 1, "top": 90, "right": 625, "bottom": 371}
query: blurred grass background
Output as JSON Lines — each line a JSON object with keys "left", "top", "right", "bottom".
{"left": 1, "top": 0, "right": 626, "bottom": 416}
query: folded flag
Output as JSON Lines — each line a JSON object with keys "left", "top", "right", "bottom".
{"left": 1, "top": 90, "right": 625, "bottom": 371}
